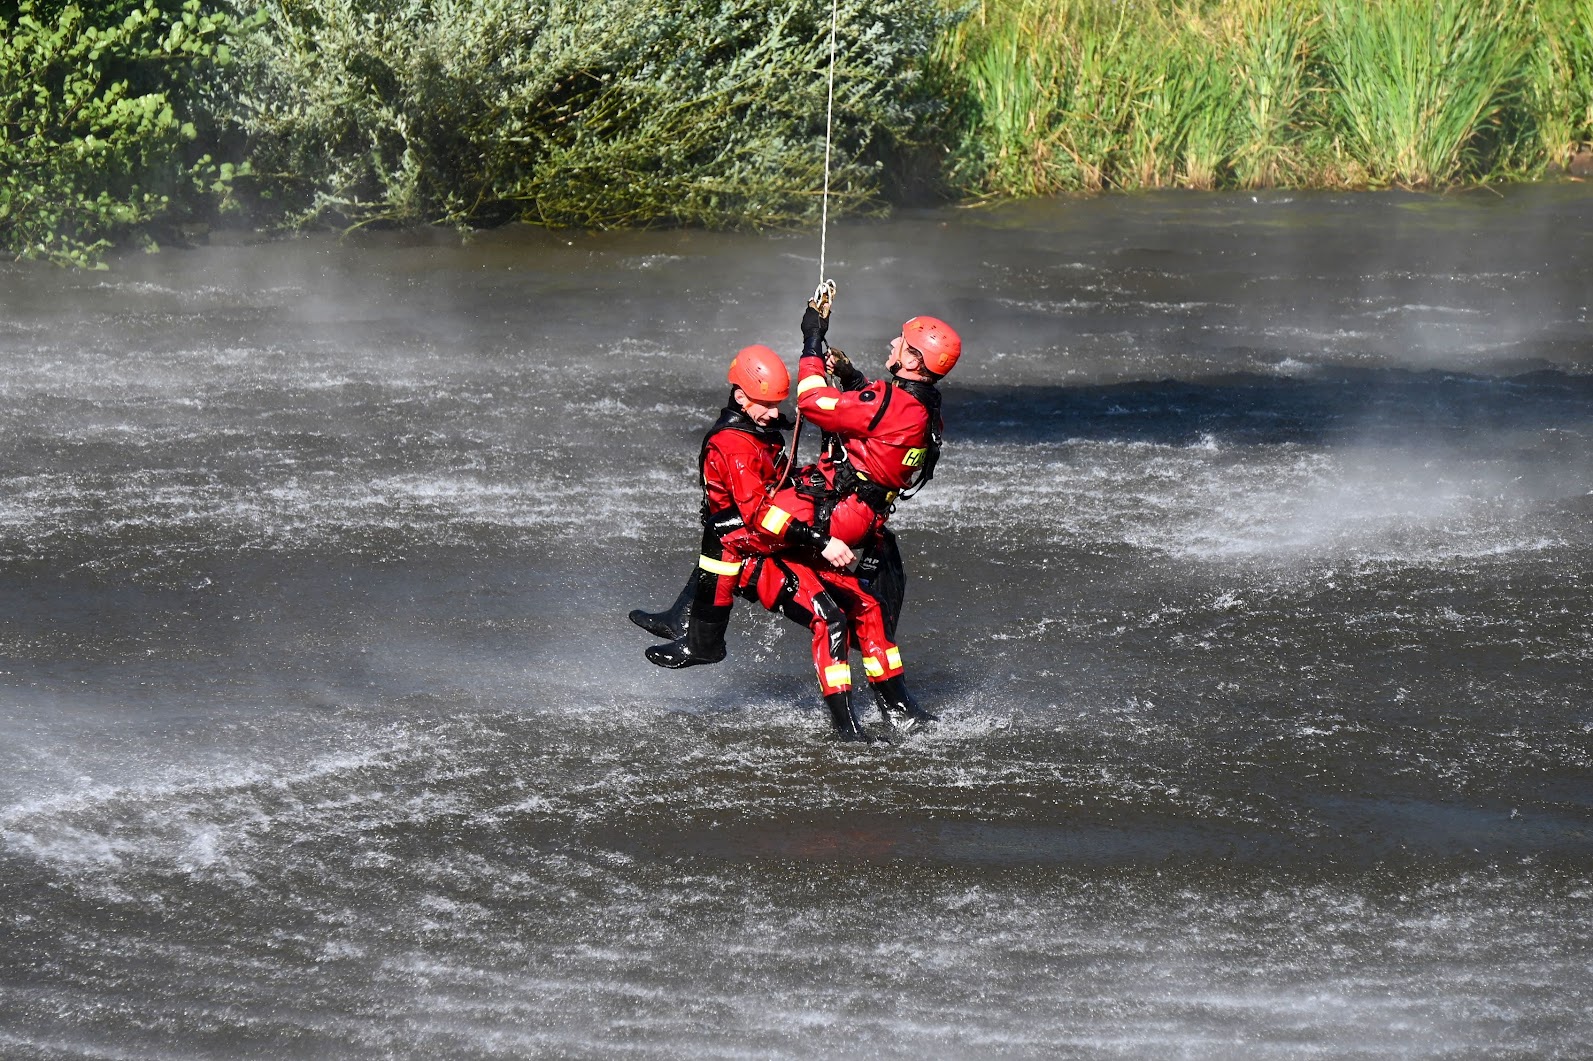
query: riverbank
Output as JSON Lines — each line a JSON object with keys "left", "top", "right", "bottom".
{"left": 3, "top": 0, "right": 1591, "bottom": 266}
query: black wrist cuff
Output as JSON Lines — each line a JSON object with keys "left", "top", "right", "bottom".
{"left": 787, "top": 520, "right": 826, "bottom": 550}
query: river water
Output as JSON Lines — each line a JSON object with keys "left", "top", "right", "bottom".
{"left": 2, "top": 187, "right": 1591, "bottom": 1059}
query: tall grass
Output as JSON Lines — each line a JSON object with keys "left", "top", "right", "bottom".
{"left": 946, "top": 4, "right": 1063, "bottom": 196}
{"left": 1126, "top": 20, "right": 1241, "bottom": 189}
{"left": 942, "top": 0, "right": 1587, "bottom": 196}
{"left": 1534, "top": 0, "right": 1593, "bottom": 164}
{"left": 941, "top": 0, "right": 1317, "bottom": 195}
{"left": 1225, "top": 0, "right": 1314, "bottom": 188}
{"left": 1320, "top": 0, "right": 1530, "bottom": 186}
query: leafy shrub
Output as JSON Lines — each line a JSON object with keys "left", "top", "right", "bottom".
{"left": 225, "top": 0, "right": 952, "bottom": 231}
{"left": 0, "top": 0, "right": 242, "bottom": 265}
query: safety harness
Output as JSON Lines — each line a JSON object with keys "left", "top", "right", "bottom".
{"left": 797, "top": 376, "right": 944, "bottom": 538}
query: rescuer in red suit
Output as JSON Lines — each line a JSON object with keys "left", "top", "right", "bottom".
{"left": 641, "top": 344, "right": 895, "bottom": 741}
{"left": 633, "top": 296, "right": 962, "bottom": 735}
{"left": 751, "top": 298, "right": 962, "bottom": 730}
{"left": 781, "top": 305, "right": 960, "bottom": 555}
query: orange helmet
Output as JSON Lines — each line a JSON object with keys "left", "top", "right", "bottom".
{"left": 901, "top": 316, "right": 962, "bottom": 377}
{"left": 727, "top": 344, "right": 790, "bottom": 403}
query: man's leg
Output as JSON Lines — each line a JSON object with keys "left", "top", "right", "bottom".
{"left": 645, "top": 534, "right": 740, "bottom": 668}
{"left": 629, "top": 564, "right": 700, "bottom": 641}
{"left": 756, "top": 557, "right": 871, "bottom": 742}
{"left": 820, "top": 566, "right": 936, "bottom": 732}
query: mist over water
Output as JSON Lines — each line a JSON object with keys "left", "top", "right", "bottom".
{"left": 2, "top": 188, "right": 1591, "bottom": 1059}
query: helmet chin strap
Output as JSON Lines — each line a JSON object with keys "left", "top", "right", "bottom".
{"left": 887, "top": 337, "right": 923, "bottom": 379}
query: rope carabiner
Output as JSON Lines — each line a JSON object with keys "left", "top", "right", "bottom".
{"left": 810, "top": 278, "right": 836, "bottom": 315}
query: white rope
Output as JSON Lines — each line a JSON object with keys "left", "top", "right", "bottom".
{"left": 781, "top": 0, "right": 840, "bottom": 498}
{"left": 818, "top": 0, "right": 839, "bottom": 287}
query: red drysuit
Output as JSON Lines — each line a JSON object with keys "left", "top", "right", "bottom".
{"left": 696, "top": 407, "right": 904, "bottom": 696}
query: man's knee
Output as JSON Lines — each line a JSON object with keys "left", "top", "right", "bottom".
{"left": 811, "top": 591, "right": 848, "bottom": 662}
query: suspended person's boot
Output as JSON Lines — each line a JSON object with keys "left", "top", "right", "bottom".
{"left": 645, "top": 603, "right": 729, "bottom": 669}
{"left": 824, "top": 689, "right": 873, "bottom": 743}
{"left": 629, "top": 568, "right": 700, "bottom": 641}
{"left": 870, "top": 674, "right": 938, "bottom": 733}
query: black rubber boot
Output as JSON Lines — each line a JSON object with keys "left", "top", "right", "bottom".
{"left": 645, "top": 605, "right": 729, "bottom": 669}
{"left": 870, "top": 674, "right": 938, "bottom": 732}
{"left": 629, "top": 568, "right": 700, "bottom": 641}
{"left": 824, "top": 690, "right": 873, "bottom": 743}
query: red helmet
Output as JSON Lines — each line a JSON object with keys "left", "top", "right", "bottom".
{"left": 727, "top": 344, "right": 790, "bottom": 403}
{"left": 901, "top": 316, "right": 962, "bottom": 377}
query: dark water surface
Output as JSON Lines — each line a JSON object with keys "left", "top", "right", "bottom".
{"left": 2, "top": 188, "right": 1591, "bottom": 1058}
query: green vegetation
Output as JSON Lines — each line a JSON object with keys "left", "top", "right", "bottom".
{"left": 227, "top": 0, "right": 950, "bottom": 231}
{"left": 1535, "top": 0, "right": 1593, "bottom": 157}
{"left": 1314, "top": 0, "right": 1530, "bottom": 185}
{"left": 3, "top": 0, "right": 1592, "bottom": 264}
{"left": 0, "top": 0, "right": 243, "bottom": 266}
{"left": 942, "top": 0, "right": 1593, "bottom": 197}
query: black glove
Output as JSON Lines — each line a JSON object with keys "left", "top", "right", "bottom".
{"left": 801, "top": 304, "right": 829, "bottom": 358}
{"left": 827, "top": 348, "right": 864, "bottom": 389}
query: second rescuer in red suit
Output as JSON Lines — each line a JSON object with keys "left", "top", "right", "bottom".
{"left": 642, "top": 343, "right": 905, "bottom": 741}
{"left": 635, "top": 297, "right": 963, "bottom": 739}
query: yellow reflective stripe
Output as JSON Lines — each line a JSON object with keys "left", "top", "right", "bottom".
{"left": 797, "top": 374, "right": 827, "bottom": 396}
{"left": 823, "top": 663, "right": 852, "bottom": 689}
{"left": 886, "top": 646, "right": 903, "bottom": 671}
{"left": 760, "top": 506, "right": 793, "bottom": 535}
{"left": 862, "top": 655, "right": 885, "bottom": 678}
{"left": 816, "top": 396, "right": 839, "bottom": 411}
{"left": 698, "top": 554, "right": 742, "bottom": 577}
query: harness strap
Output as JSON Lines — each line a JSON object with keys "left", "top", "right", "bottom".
{"left": 865, "top": 381, "right": 893, "bottom": 433}
{"left": 769, "top": 555, "right": 803, "bottom": 613}
{"left": 737, "top": 554, "right": 767, "bottom": 603}
{"left": 792, "top": 465, "right": 838, "bottom": 538}
{"left": 834, "top": 461, "right": 896, "bottom": 514}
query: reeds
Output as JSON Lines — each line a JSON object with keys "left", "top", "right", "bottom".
{"left": 1320, "top": 0, "right": 1530, "bottom": 186}
{"left": 942, "top": 0, "right": 1588, "bottom": 196}
{"left": 1534, "top": 0, "right": 1593, "bottom": 166}
{"left": 1226, "top": 0, "right": 1314, "bottom": 188}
